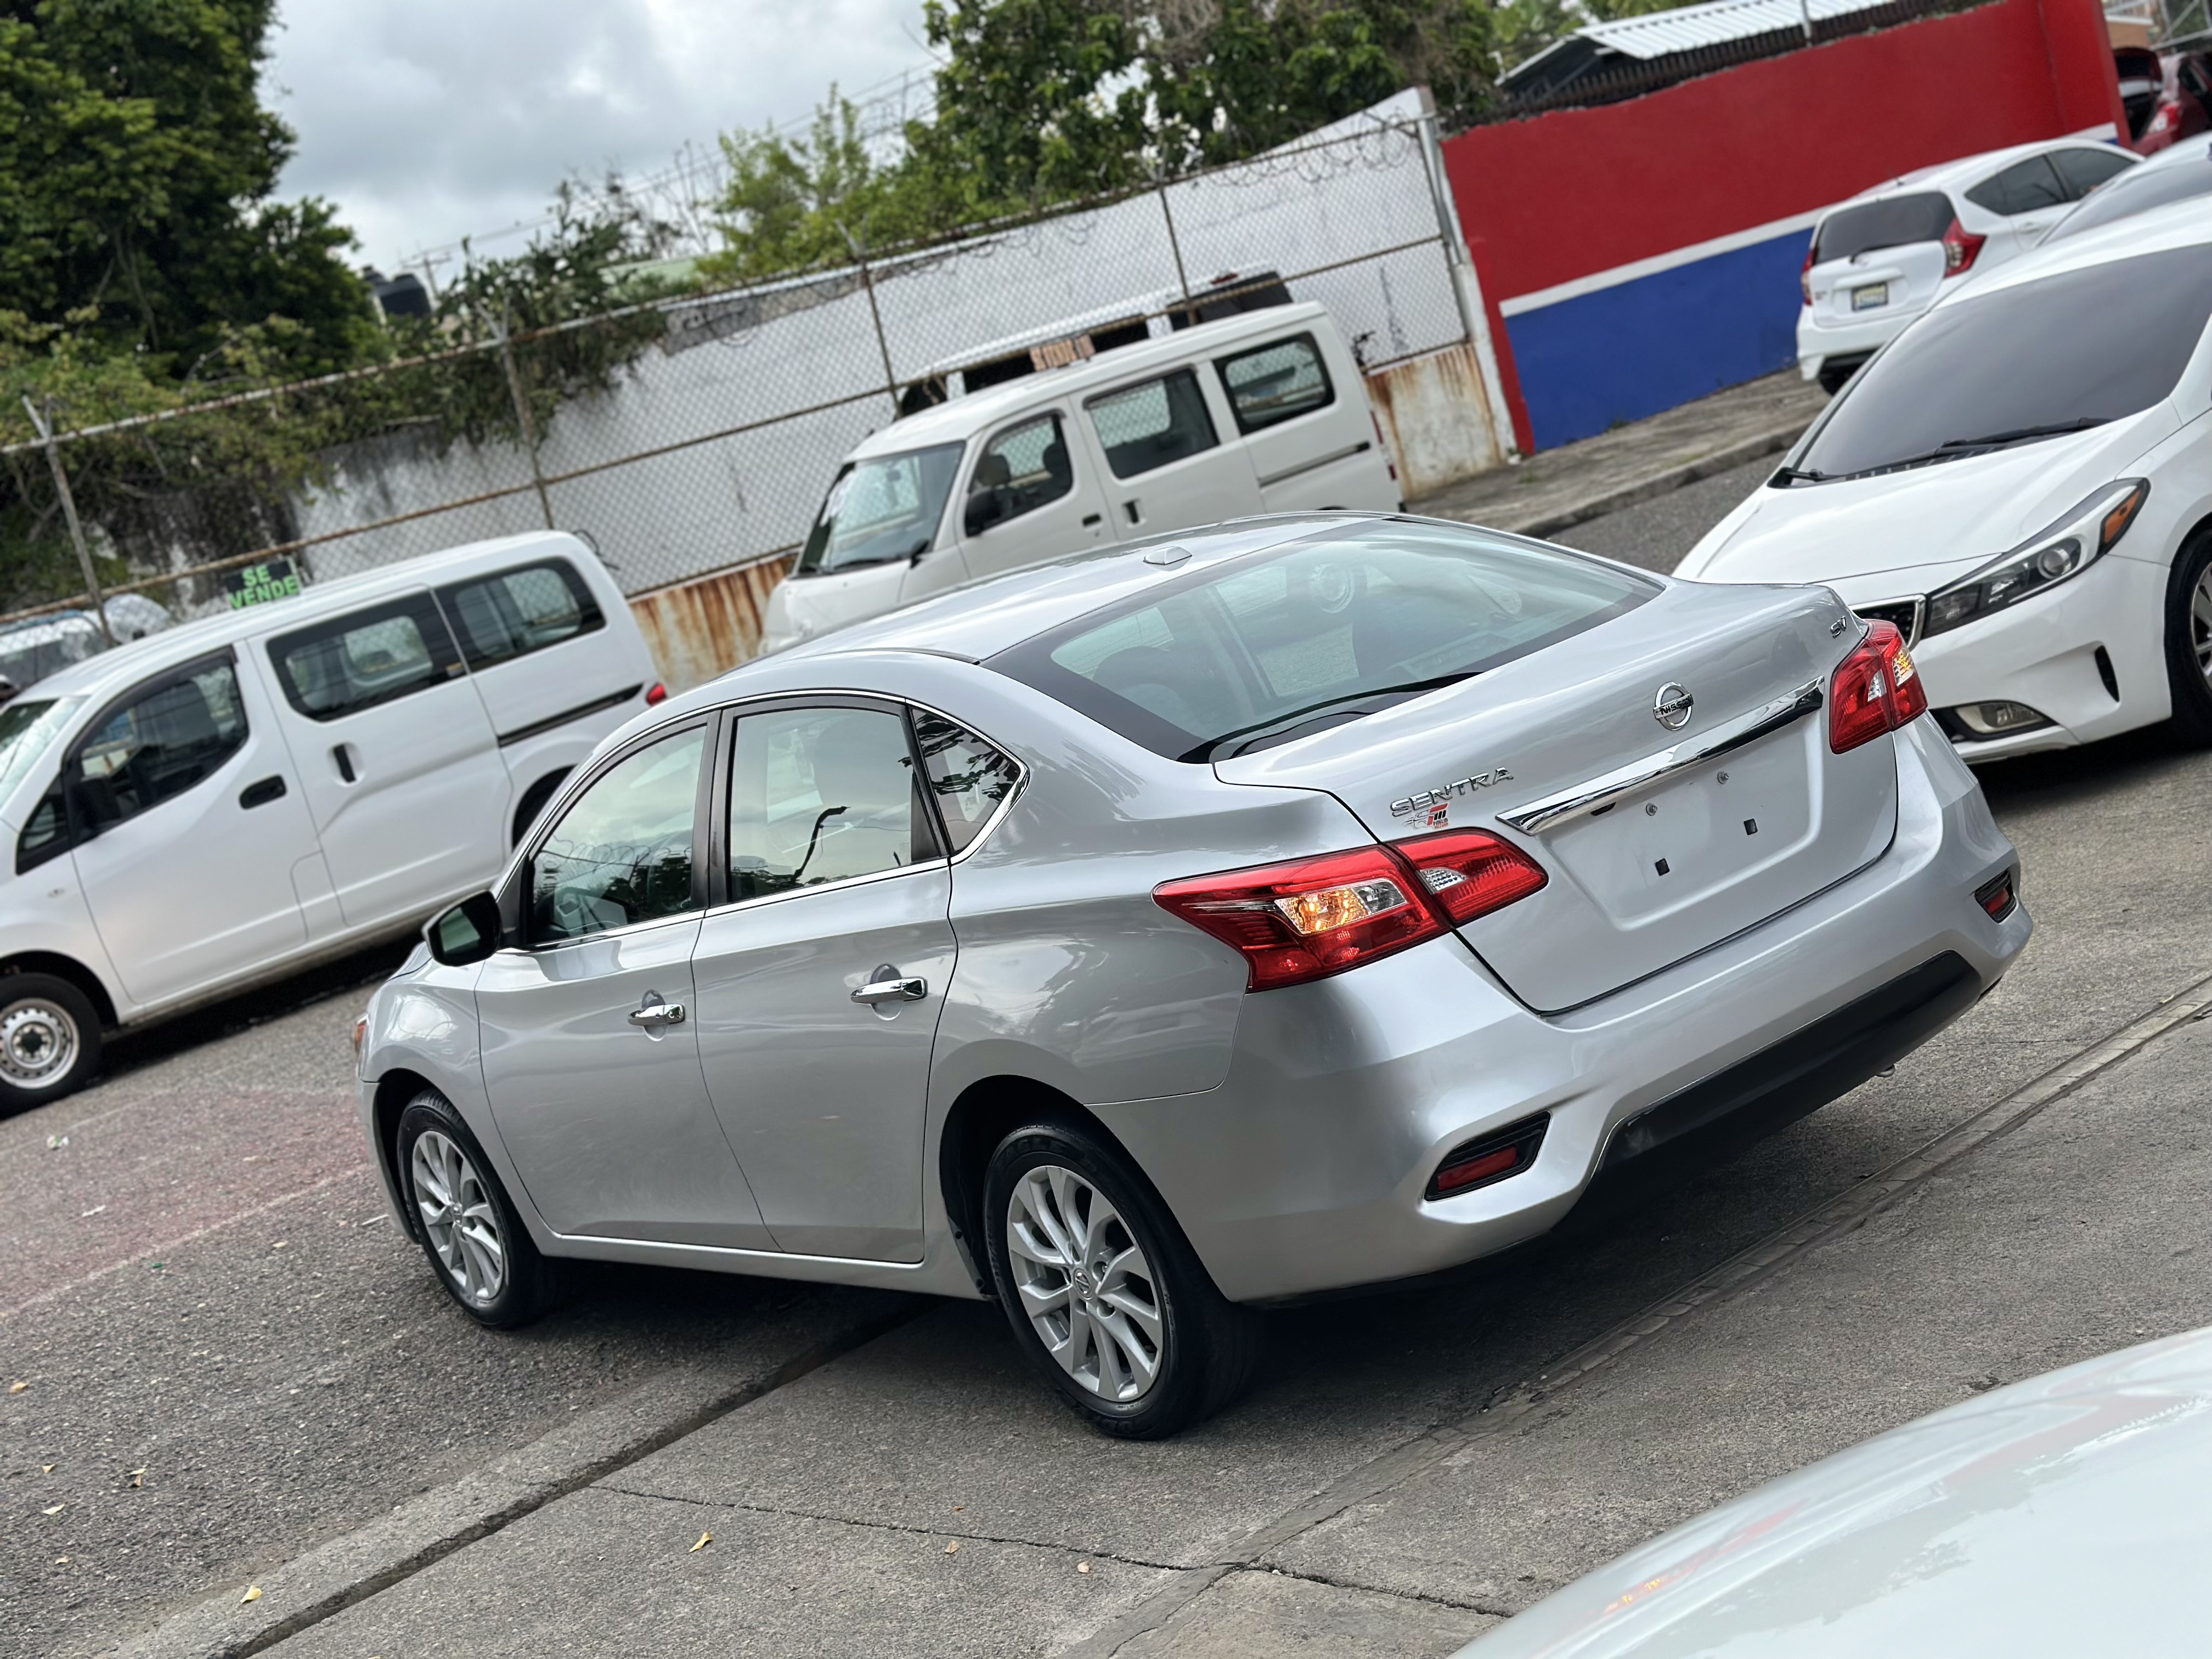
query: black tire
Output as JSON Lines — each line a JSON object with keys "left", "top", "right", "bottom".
{"left": 0, "top": 971, "right": 103, "bottom": 1113}
{"left": 1816, "top": 363, "right": 1856, "bottom": 396}
{"left": 2164, "top": 532, "right": 2212, "bottom": 746}
{"left": 394, "top": 1089, "right": 564, "bottom": 1328}
{"left": 982, "top": 1117, "right": 1261, "bottom": 1439}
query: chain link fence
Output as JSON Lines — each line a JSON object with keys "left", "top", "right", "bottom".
{"left": 0, "top": 101, "right": 1487, "bottom": 678}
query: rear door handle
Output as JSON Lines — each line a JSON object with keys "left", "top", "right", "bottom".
{"left": 239, "top": 775, "right": 287, "bottom": 809}
{"left": 852, "top": 970, "right": 927, "bottom": 1004}
{"left": 332, "top": 744, "right": 357, "bottom": 784}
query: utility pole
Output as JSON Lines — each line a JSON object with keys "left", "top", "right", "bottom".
{"left": 493, "top": 305, "right": 555, "bottom": 530}
{"left": 22, "top": 397, "right": 113, "bottom": 645}
{"left": 840, "top": 224, "right": 903, "bottom": 419}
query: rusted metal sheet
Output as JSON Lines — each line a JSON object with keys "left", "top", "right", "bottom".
{"left": 1365, "top": 342, "right": 1507, "bottom": 499}
{"left": 628, "top": 554, "right": 794, "bottom": 692}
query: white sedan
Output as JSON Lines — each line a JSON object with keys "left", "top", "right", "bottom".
{"left": 1683, "top": 195, "right": 2212, "bottom": 763}
{"left": 1453, "top": 1325, "right": 2212, "bottom": 1657}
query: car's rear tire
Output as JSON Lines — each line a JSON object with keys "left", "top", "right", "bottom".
{"left": 1816, "top": 362, "right": 1856, "bottom": 396}
{"left": 395, "top": 1090, "right": 564, "bottom": 1328}
{"left": 982, "top": 1117, "right": 1261, "bottom": 1439}
{"left": 0, "top": 972, "right": 102, "bottom": 1113}
{"left": 2163, "top": 532, "right": 2212, "bottom": 746}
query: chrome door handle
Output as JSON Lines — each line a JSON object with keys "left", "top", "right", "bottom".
{"left": 628, "top": 1000, "right": 686, "bottom": 1028}
{"left": 852, "top": 973, "right": 927, "bottom": 1005}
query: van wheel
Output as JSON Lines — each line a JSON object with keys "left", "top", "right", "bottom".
{"left": 0, "top": 972, "right": 101, "bottom": 1112}
{"left": 982, "top": 1118, "right": 1261, "bottom": 1439}
{"left": 511, "top": 769, "right": 571, "bottom": 847}
{"left": 2166, "top": 534, "right": 2212, "bottom": 746}
{"left": 396, "top": 1090, "right": 564, "bottom": 1327}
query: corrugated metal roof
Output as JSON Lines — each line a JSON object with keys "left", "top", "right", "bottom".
{"left": 1578, "top": 0, "right": 1896, "bottom": 59}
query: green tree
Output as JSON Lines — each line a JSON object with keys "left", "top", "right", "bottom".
{"left": 0, "top": 0, "right": 377, "bottom": 379}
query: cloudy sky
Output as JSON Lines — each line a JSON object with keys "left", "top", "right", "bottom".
{"left": 264, "top": 0, "right": 936, "bottom": 276}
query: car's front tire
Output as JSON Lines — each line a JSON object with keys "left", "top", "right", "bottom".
{"left": 982, "top": 1117, "right": 1260, "bottom": 1439}
{"left": 395, "top": 1089, "right": 563, "bottom": 1328}
{"left": 0, "top": 972, "right": 102, "bottom": 1113}
{"left": 2163, "top": 531, "right": 2212, "bottom": 746}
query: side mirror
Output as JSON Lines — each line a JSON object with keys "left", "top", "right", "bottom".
{"left": 426, "top": 890, "right": 503, "bottom": 966}
{"left": 964, "top": 490, "right": 1003, "bottom": 538}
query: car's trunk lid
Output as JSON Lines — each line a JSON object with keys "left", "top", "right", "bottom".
{"left": 1214, "top": 581, "right": 1897, "bottom": 1011}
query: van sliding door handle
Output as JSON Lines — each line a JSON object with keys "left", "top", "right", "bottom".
{"left": 332, "top": 744, "right": 356, "bottom": 783}
{"left": 238, "top": 775, "right": 287, "bottom": 809}
{"left": 1081, "top": 512, "right": 1103, "bottom": 528}
{"left": 1123, "top": 501, "right": 1142, "bottom": 526}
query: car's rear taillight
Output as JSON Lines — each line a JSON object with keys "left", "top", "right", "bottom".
{"left": 1829, "top": 619, "right": 1928, "bottom": 753}
{"left": 645, "top": 682, "right": 668, "bottom": 705}
{"left": 1800, "top": 241, "right": 1816, "bottom": 307}
{"left": 1942, "top": 217, "right": 1985, "bottom": 276}
{"left": 1154, "top": 831, "right": 1545, "bottom": 992}
{"left": 1391, "top": 828, "right": 1548, "bottom": 924}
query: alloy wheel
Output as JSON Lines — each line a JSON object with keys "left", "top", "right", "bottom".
{"left": 1005, "top": 1165, "right": 1165, "bottom": 1403}
{"left": 0, "top": 995, "right": 78, "bottom": 1092}
{"left": 410, "top": 1128, "right": 507, "bottom": 1305}
{"left": 2193, "top": 563, "right": 2212, "bottom": 686}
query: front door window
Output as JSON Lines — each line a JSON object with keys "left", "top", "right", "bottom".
{"left": 532, "top": 726, "right": 704, "bottom": 942}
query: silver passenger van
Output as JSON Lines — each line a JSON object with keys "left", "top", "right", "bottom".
{"left": 760, "top": 302, "right": 1400, "bottom": 652}
{"left": 0, "top": 531, "right": 661, "bottom": 1107}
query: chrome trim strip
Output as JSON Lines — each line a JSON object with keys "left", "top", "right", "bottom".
{"left": 1498, "top": 679, "right": 1826, "bottom": 836}
{"left": 1256, "top": 440, "right": 1370, "bottom": 488}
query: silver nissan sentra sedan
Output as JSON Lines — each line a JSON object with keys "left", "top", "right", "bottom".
{"left": 355, "top": 514, "right": 2029, "bottom": 1437}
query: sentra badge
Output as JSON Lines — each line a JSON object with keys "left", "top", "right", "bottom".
{"left": 1390, "top": 769, "right": 1514, "bottom": 818}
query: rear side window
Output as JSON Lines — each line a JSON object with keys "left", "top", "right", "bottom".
{"left": 73, "top": 659, "right": 248, "bottom": 828}
{"left": 268, "top": 594, "right": 462, "bottom": 721}
{"left": 912, "top": 710, "right": 1020, "bottom": 853}
{"left": 2049, "top": 147, "right": 2135, "bottom": 199}
{"left": 725, "top": 706, "right": 938, "bottom": 900}
{"left": 991, "top": 522, "right": 1652, "bottom": 761}
{"left": 1967, "top": 155, "right": 2067, "bottom": 216}
{"left": 1217, "top": 335, "right": 1335, "bottom": 432}
{"left": 438, "top": 560, "right": 603, "bottom": 670}
{"left": 1088, "top": 369, "right": 1219, "bottom": 478}
{"left": 1812, "top": 193, "right": 1954, "bottom": 263}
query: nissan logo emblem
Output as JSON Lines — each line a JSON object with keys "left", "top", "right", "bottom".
{"left": 1654, "top": 683, "right": 1694, "bottom": 730}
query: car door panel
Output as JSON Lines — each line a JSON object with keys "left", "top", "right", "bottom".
{"left": 65, "top": 652, "right": 317, "bottom": 1008}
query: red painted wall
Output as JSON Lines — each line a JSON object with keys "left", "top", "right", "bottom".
{"left": 1447, "top": 0, "right": 2128, "bottom": 451}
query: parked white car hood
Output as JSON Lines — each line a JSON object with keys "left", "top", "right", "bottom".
{"left": 1455, "top": 1326, "right": 2212, "bottom": 1659}
{"left": 1677, "top": 407, "right": 2179, "bottom": 598}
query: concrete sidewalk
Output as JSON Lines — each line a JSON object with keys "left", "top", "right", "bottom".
{"left": 1412, "top": 371, "right": 1829, "bottom": 540}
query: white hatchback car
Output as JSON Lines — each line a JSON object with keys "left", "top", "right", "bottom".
{"left": 0, "top": 532, "right": 661, "bottom": 1110}
{"left": 1686, "top": 195, "right": 2212, "bottom": 763}
{"left": 1797, "top": 138, "right": 2136, "bottom": 393}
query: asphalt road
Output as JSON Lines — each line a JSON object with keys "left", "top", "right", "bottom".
{"left": 7, "top": 470, "right": 2211, "bottom": 1657}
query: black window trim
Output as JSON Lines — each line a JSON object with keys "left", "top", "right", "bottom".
{"left": 16, "top": 646, "right": 246, "bottom": 874}
{"left": 266, "top": 589, "right": 465, "bottom": 724}
{"left": 1083, "top": 365, "right": 1222, "bottom": 479}
{"left": 435, "top": 556, "right": 607, "bottom": 674}
{"left": 1215, "top": 330, "right": 1338, "bottom": 436}
{"left": 512, "top": 710, "right": 719, "bottom": 952}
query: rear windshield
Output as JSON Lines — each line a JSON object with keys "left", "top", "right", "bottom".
{"left": 989, "top": 522, "right": 1654, "bottom": 761}
{"left": 1797, "top": 246, "right": 2212, "bottom": 481}
{"left": 797, "top": 444, "right": 963, "bottom": 576}
{"left": 1813, "top": 193, "right": 1954, "bottom": 264}
{"left": 2047, "top": 147, "right": 2212, "bottom": 242}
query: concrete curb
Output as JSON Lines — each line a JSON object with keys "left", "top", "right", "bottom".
{"left": 112, "top": 1300, "right": 919, "bottom": 1659}
{"left": 1483, "top": 419, "right": 1806, "bottom": 541}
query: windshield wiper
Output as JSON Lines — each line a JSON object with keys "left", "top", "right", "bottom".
{"left": 1832, "top": 417, "right": 2112, "bottom": 481}
{"left": 1193, "top": 673, "right": 1476, "bottom": 763}
{"left": 1770, "top": 465, "right": 1830, "bottom": 486}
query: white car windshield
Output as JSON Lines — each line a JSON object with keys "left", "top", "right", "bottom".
{"left": 0, "top": 696, "right": 85, "bottom": 806}
{"left": 795, "top": 444, "right": 963, "bottom": 575}
{"left": 1794, "top": 246, "right": 2212, "bottom": 482}
{"left": 991, "top": 522, "right": 1654, "bottom": 761}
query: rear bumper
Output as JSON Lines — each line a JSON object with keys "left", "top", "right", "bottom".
{"left": 1796, "top": 306, "right": 1920, "bottom": 375}
{"left": 1099, "top": 717, "right": 2028, "bottom": 1302}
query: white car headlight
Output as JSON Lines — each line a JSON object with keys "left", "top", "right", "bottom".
{"left": 1921, "top": 479, "right": 2149, "bottom": 639}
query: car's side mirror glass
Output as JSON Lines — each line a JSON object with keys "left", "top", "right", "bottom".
{"left": 427, "top": 890, "right": 503, "bottom": 966}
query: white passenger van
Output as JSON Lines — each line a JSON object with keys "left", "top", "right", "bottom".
{"left": 0, "top": 531, "right": 661, "bottom": 1107}
{"left": 760, "top": 302, "right": 1401, "bottom": 653}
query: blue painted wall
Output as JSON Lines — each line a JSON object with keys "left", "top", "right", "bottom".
{"left": 1502, "top": 229, "right": 1812, "bottom": 451}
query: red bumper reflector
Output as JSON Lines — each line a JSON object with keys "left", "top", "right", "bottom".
{"left": 1426, "top": 1113, "right": 1550, "bottom": 1200}
{"left": 1976, "top": 868, "right": 2017, "bottom": 921}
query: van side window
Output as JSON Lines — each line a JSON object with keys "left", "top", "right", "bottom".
{"left": 965, "top": 415, "right": 1074, "bottom": 535}
{"left": 71, "top": 660, "right": 248, "bottom": 829}
{"left": 268, "top": 594, "right": 462, "bottom": 721}
{"left": 1217, "top": 335, "right": 1335, "bottom": 433}
{"left": 438, "top": 559, "right": 605, "bottom": 670}
{"left": 1087, "top": 369, "right": 1219, "bottom": 478}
